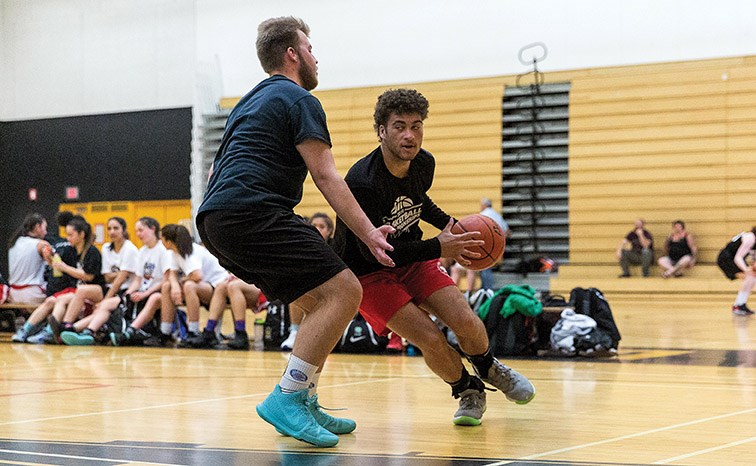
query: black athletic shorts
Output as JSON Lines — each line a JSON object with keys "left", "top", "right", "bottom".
{"left": 717, "top": 249, "right": 740, "bottom": 280}
{"left": 197, "top": 209, "right": 348, "bottom": 304}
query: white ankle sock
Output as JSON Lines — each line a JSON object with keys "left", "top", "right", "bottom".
{"left": 735, "top": 291, "right": 751, "bottom": 306}
{"left": 160, "top": 322, "right": 173, "bottom": 335}
{"left": 280, "top": 354, "right": 318, "bottom": 393}
{"left": 188, "top": 321, "right": 200, "bottom": 333}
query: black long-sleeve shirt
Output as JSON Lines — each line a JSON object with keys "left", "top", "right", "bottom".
{"left": 333, "top": 146, "right": 452, "bottom": 277}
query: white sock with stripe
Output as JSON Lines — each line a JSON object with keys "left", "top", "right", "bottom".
{"left": 279, "top": 354, "right": 318, "bottom": 394}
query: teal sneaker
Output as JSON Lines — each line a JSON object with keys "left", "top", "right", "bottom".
{"left": 256, "top": 385, "right": 339, "bottom": 447}
{"left": 60, "top": 330, "right": 95, "bottom": 346}
{"left": 307, "top": 394, "right": 356, "bottom": 434}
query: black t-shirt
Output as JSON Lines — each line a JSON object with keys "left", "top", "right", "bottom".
{"left": 199, "top": 75, "right": 332, "bottom": 214}
{"left": 720, "top": 232, "right": 756, "bottom": 259}
{"left": 625, "top": 229, "right": 654, "bottom": 251}
{"left": 45, "top": 240, "right": 78, "bottom": 296}
{"left": 333, "top": 147, "right": 451, "bottom": 277}
{"left": 77, "top": 245, "right": 106, "bottom": 290}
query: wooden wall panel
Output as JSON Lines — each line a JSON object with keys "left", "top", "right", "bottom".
{"left": 221, "top": 56, "right": 756, "bottom": 264}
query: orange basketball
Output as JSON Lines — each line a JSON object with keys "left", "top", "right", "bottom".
{"left": 451, "top": 214, "right": 506, "bottom": 271}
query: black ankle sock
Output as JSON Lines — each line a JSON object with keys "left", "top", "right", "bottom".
{"left": 449, "top": 367, "right": 473, "bottom": 398}
{"left": 467, "top": 348, "right": 494, "bottom": 378}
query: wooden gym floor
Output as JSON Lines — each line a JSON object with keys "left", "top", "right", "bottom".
{"left": 0, "top": 296, "right": 754, "bottom": 465}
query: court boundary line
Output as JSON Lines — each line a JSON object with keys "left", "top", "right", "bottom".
{"left": 483, "top": 407, "right": 756, "bottom": 465}
{"left": 652, "top": 436, "right": 756, "bottom": 464}
{"left": 0, "top": 448, "right": 182, "bottom": 465}
{"left": 0, "top": 378, "right": 397, "bottom": 427}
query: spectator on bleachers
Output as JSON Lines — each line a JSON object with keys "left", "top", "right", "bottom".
{"left": 184, "top": 274, "right": 261, "bottom": 350}
{"left": 658, "top": 220, "right": 698, "bottom": 278}
{"left": 105, "top": 217, "right": 171, "bottom": 346}
{"left": 18, "top": 218, "right": 102, "bottom": 343}
{"left": 281, "top": 212, "right": 334, "bottom": 351}
{"left": 717, "top": 226, "right": 756, "bottom": 316}
{"left": 59, "top": 217, "right": 139, "bottom": 345}
{"left": 46, "top": 217, "right": 106, "bottom": 341}
{"left": 43, "top": 211, "right": 74, "bottom": 246}
{"left": 617, "top": 218, "right": 654, "bottom": 278}
{"left": 41, "top": 212, "right": 79, "bottom": 296}
{"left": 11, "top": 216, "right": 82, "bottom": 343}
{"left": 7, "top": 213, "right": 50, "bottom": 304}
{"left": 160, "top": 224, "right": 229, "bottom": 346}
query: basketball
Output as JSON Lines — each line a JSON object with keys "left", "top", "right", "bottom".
{"left": 451, "top": 214, "right": 506, "bottom": 271}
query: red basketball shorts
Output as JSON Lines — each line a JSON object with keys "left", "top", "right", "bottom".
{"left": 358, "top": 259, "right": 455, "bottom": 336}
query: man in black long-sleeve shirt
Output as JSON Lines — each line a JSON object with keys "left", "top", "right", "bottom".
{"left": 334, "top": 89, "right": 535, "bottom": 426}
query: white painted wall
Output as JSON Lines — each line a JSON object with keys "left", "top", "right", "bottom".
{"left": 3, "top": 0, "right": 756, "bottom": 120}
{"left": 0, "top": 0, "right": 195, "bottom": 120}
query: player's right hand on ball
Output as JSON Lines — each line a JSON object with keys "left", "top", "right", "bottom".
{"left": 438, "top": 219, "right": 483, "bottom": 265}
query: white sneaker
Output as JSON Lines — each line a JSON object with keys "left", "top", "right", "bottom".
{"left": 280, "top": 329, "right": 298, "bottom": 351}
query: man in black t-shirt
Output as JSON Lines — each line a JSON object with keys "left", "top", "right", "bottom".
{"left": 333, "top": 89, "right": 535, "bottom": 427}
{"left": 196, "top": 17, "right": 394, "bottom": 448}
{"left": 616, "top": 218, "right": 654, "bottom": 277}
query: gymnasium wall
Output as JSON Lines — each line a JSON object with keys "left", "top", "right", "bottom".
{"left": 220, "top": 55, "right": 756, "bottom": 266}
{"left": 0, "top": 108, "right": 192, "bottom": 277}
{"left": 4, "top": 1, "right": 756, "bottom": 120}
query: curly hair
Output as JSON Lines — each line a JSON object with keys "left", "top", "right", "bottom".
{"left": 373, "top": 88, "right": 429, "bottom": 140}
{"left": 256, "top": 16, "right": 310, "bottom": 73}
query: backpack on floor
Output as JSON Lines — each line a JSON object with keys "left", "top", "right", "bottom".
{"left": 263, "top": 300, "right": 290, "bottom": 350}
{"left": 536, "top": 292, "right": 570, "bottom": 352}
{"left": 480, "top": 290, "right": 538, "bottom": 357}
{"left": 335, "top": 312, "right": 387, "bottom": 353}
{"left": 568, "top": 287, "right": 621, "bottom": 353}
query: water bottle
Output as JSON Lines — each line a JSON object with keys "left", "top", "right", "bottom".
{"left": 52, "top": 253, "right": 63, "bottom": 277}
{"left": 254, "top": 318, "right": 265, "bottom": 351}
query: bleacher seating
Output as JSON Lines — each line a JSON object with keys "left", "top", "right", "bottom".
{"left": 549, "top": 264, "right": 739, "bottom": 304}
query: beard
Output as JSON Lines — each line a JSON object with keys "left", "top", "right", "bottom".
{"left": 299, "top": 61, "right": 319, "bottom": 91}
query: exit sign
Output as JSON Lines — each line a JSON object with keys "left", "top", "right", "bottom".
{"left": 65, "top": 186, "right": 79, "bottom": 200}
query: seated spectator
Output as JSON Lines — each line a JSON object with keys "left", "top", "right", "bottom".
{"left": 46, "top": 217, "right": 106, "bottom": 341}
{"left": 43, "top": 211, "right": 74, "bottom": 248}
{"left": 160, "top": 224, "right": 229, "bottom": 346}
{"left": 16, "top": 217, "right": 102, "bottom": 343}
{"left": 12, "top": 217, "right": 81, "bottom": 343}
{"left": 281, "top": 212, "right": 334, "bottom": 351}
{"left": 59, "top": 217, "right": 139, "bottom": 345}
{"left": 97, "top": 217, "right": 170, "bottom": 346}
{"left": 7, "top": 213, "right": 51, "bottom": 304}
{"left": 184, "top": 274, "right": 262, "bottom": 350}
{"left": 617, "top": 219, "right": 654, "bottom": 277}
{"left": 658, "top": 220, "right": 697, "bottom": 278}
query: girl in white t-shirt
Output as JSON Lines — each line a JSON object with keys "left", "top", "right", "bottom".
{"left": 161, "top": 224, "right": 229, "bottom": 342}
{"left": 60, "top": 217, "right": 138, "bottom": 337}
{"left": 61, "top": 217, "right": 169, "bottom": 346}
{"left": 7, "top": 213, "right": 50, "bottom": 304}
